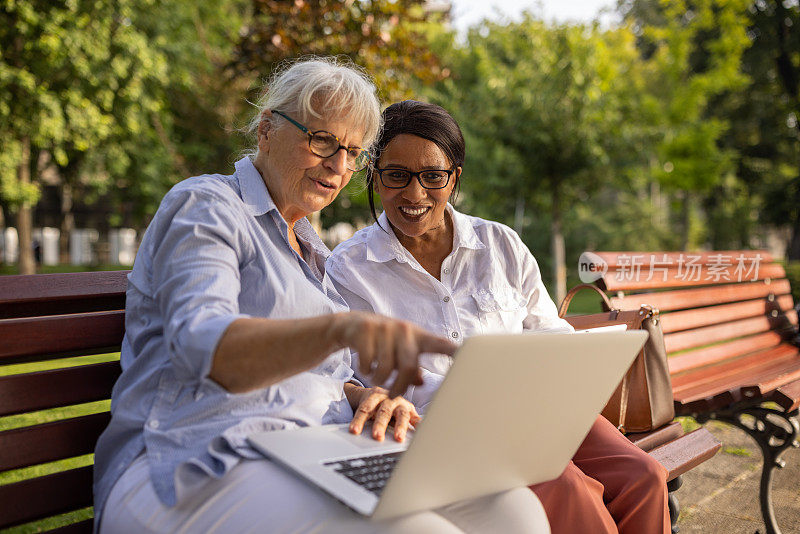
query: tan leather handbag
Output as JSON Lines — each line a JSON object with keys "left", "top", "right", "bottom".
{"left": 558, "top": 284, "right": 675, "bottom": 433}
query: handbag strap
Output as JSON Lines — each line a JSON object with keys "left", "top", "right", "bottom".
{"left": 558, "top": 284, "right": 616, "bottom": 318}
{"left": 617, "top": 374, "right": 630, "bottom": 433}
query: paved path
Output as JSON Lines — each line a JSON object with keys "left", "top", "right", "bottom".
{"left": 676, "top": 420, "right": 800, "bottom": 533}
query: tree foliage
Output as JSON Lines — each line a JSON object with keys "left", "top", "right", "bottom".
{"left": 621, "top": 0, "right": 800, "bottom": 255}
{"left": 231, "top": 0, "right": 447, "bottom": 102}
{"left": 424, "top": 17, "right": 649, "bottom": 299}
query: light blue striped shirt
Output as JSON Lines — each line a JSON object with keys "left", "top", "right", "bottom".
{"left": 93, "top": 157, "right": 355, "bottom": 524}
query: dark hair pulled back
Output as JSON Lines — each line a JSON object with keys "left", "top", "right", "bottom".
{"left": 368, "top": 100, "right": 465, "bottom": 223}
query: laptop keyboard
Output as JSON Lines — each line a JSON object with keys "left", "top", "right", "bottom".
{"left": 324, "top": 451, "right": 403, "bottom": 496}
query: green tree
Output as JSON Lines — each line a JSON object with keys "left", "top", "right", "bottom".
{"left": 229, "top": 0, "right": 450, "bottom": 229}
{"left": 1, "top": 0, "right": 248, "bottom": 271}
{"left": 639, "top": 0, "right": 751, "bottom": 248}
{"left": 427, "top": 17, "right": 649, "bottom": 302}
{"left": 620, "top": 0, "right": 799, "bottom": 255}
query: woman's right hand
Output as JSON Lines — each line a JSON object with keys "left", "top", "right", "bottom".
{"left": 331, "top": 312, "right": 457, "bottom": 398}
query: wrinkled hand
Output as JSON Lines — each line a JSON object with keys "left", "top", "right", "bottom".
{"left": 333, "top": 312, "right": 457, "bottom": 398}
{"left": 350, "top": 386, "right": 421, "bottom": 442}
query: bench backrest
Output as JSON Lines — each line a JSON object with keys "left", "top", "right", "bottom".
{"left": 591, "top": 251, "right": 799, "bottom": 411}
{"left": 0, "top": 271, "right": 129, "bottom": 532}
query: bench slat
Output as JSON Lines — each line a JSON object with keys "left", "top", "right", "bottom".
{"left": 610, "top": 280, "right": 793, "bottom": 312}
{"left": 742, "top": 365, "right": 800, "bottom": 399}
{"left": 0, "top": 271, "right": 128, "bottom": 319}
{"left": 0, "top": 311, "right": 125, "bottom": 364}
{"left": 664, "top": 312, "right": 798, "bottom": 353}
{"left": 0, "top": 413, "right": 110, "bottom": 472}
{"left": 772, "top": 379, "right": 800, "bottom": 412}
{"left": 627, "top": 421, "right": 684, "bottom": 452}
{"left": 0, "top": 362, "right": 121, "bottom": 417}
{"left": 601, "top": 263, "right": 786, "bottom": 291}
{"left": 647, "top": 427, "right": 721, "bottom": 480}
{"left": 0, "top": 465, "right": 93, "bottom": 529}
{"left": 661, "top": 295, "right": 796, "bottom": 334}
{"left": 673, "top": 345, "right": 800, "bottom": 403}
{"left": 668, "top": 332, "right": 784, "bottom": 375}
{"left": 672, "top": 343, "right": 799, "bottom": 390}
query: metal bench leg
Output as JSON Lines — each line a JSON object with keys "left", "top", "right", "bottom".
{"left": 667, "top": 475, "right": 683, "bottom": 534}
{"left": 696, "top": 405, "right": 799, "bottom": 534}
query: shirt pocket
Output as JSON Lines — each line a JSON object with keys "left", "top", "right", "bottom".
{"left": 472, "top": 287, "right": 527, "bottom": 334}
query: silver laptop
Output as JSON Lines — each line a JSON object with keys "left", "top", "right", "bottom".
{"left": 248, "top": 330, "right": 647, "bottom": 520}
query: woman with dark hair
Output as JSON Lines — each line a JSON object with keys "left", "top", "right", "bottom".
{"left": 327, "top": 100, "right": 671, "bottom": 534}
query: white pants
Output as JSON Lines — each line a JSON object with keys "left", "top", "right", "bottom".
{"left": 100, "top": 455, "right": 549, "bottom": 534}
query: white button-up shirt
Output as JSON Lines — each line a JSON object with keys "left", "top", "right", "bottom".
{"left": 326, "top": 205, "right": 573, "bottom": 409}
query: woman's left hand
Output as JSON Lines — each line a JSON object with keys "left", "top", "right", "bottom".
{"left": 347, "top": 386, "right": 420, "bottom": 442}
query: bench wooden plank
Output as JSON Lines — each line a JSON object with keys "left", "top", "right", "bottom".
{"left": 0, "top": 362, "right": 121, "bottom": 417}
{"left": 668, "top": 332, "right": 784, "bottom": 375}
{"left": 678, "top": 390, "right": 738, "bottom": 414}
{"left": 0, "top": 413, "right": 110, "bottom": 472}
{"left": 0, "top": 465, "right": 93, "bottom": 529}
{"left": 627, "top": 421, "right": 684, "bottom": 451}
{"left": 610, "top": 280, "right": 793, "bottom": 312}
{"left": 601, "top": 263, "right": 786, "bottom": 292}
{"left": 772, "top": 379, "right": 800, "bottom": 412}
{"left": 0, "top": 311, "right": 125, "bottom": 364}
{"left": 647, "top": 427, "right": 722, "bottom": 480}
{"left": 0, "top": 271, "right": 128, "bottom": 319}
{"left": 672, "top": 344, "right": 799, "bottom": 390}
{"left": 661, "top": 296, "right": 795, "bottom": 334}
{"left": 742, "top": 366, "right": 800, "bottom": 398}
{"left": 0, "top": 271, "right": 128, "bottom": 304}
{"left": 664, "top": 314, "right": 797, "bottom": 353}
{"left": 673, "top": 346, "right": 800, "bottom": 403}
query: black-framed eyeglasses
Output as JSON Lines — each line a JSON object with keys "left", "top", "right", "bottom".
{"left": 272, "top": 110, "right": 370, "bottom": 172}
{"left": 374, "top": 167, "right": 455, "bottom": 190}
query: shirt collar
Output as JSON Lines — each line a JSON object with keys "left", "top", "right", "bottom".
{"left": 234, "top": 157, "right": 330, "bottom": 257}
{"left": 448, "top": 204, "right": 486, "bottom": 252}
{"left": 235, "top": 156, "right": 275, "bottom": 217}
{"left": 365, "top": 204, "right": 484, "bottom": 264}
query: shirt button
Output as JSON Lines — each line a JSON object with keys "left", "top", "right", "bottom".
{"left": 451, "top": 332, "right": 459, "bottom": 339}
{"left": 443, "top": 268, "right": 450, "bottom": 274}
{"left": 443, "top": 296, "right": 451, "bottom": 303}
{"left": 149, "top": 420, "right": 160, "bottom": 429}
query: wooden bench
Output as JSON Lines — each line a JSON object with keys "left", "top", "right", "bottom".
{"left": 0, "top": 271, "right": 719, "bottom": 532}
{"left": 0, "top": 271, "right": 126, "bottom": 533}
{"left": 586, "top": 250, "right": 800, "bottom": 534}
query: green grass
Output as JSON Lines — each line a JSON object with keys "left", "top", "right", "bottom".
{"left": 3, "top": 507, "right": 95, "bottom": 534}
{"left": 677, "top": 416, "right": 701, "bottom": 433}
{"left": 722, "top": 446, "right": 753, "bottom": 457}
{"left": 0, "top": 353, "right": 120, "bottom": 532}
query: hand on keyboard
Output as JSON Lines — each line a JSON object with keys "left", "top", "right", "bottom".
{"left": 347, "top": 386, "right": 420, "bottom": 442}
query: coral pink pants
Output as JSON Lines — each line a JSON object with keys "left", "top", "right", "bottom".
{"left": 531, "top": 416, "right": 670, "bottom": 534}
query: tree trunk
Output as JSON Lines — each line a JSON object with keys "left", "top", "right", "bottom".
{"left": 60, "top": 181, "right": 74, "bottom": 264}
{"left": 680, "top": 191, "right": 691, "bottom": 250}
{"left": 17, "top": 136, "right": 35, "bottom": 275}
{"left": 551, "top": 184, "right": 567, "bottom": 307}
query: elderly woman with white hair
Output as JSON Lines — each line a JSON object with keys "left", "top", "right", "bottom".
{"left": 92, "top": 58, "right": 550, "bottom": 533}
